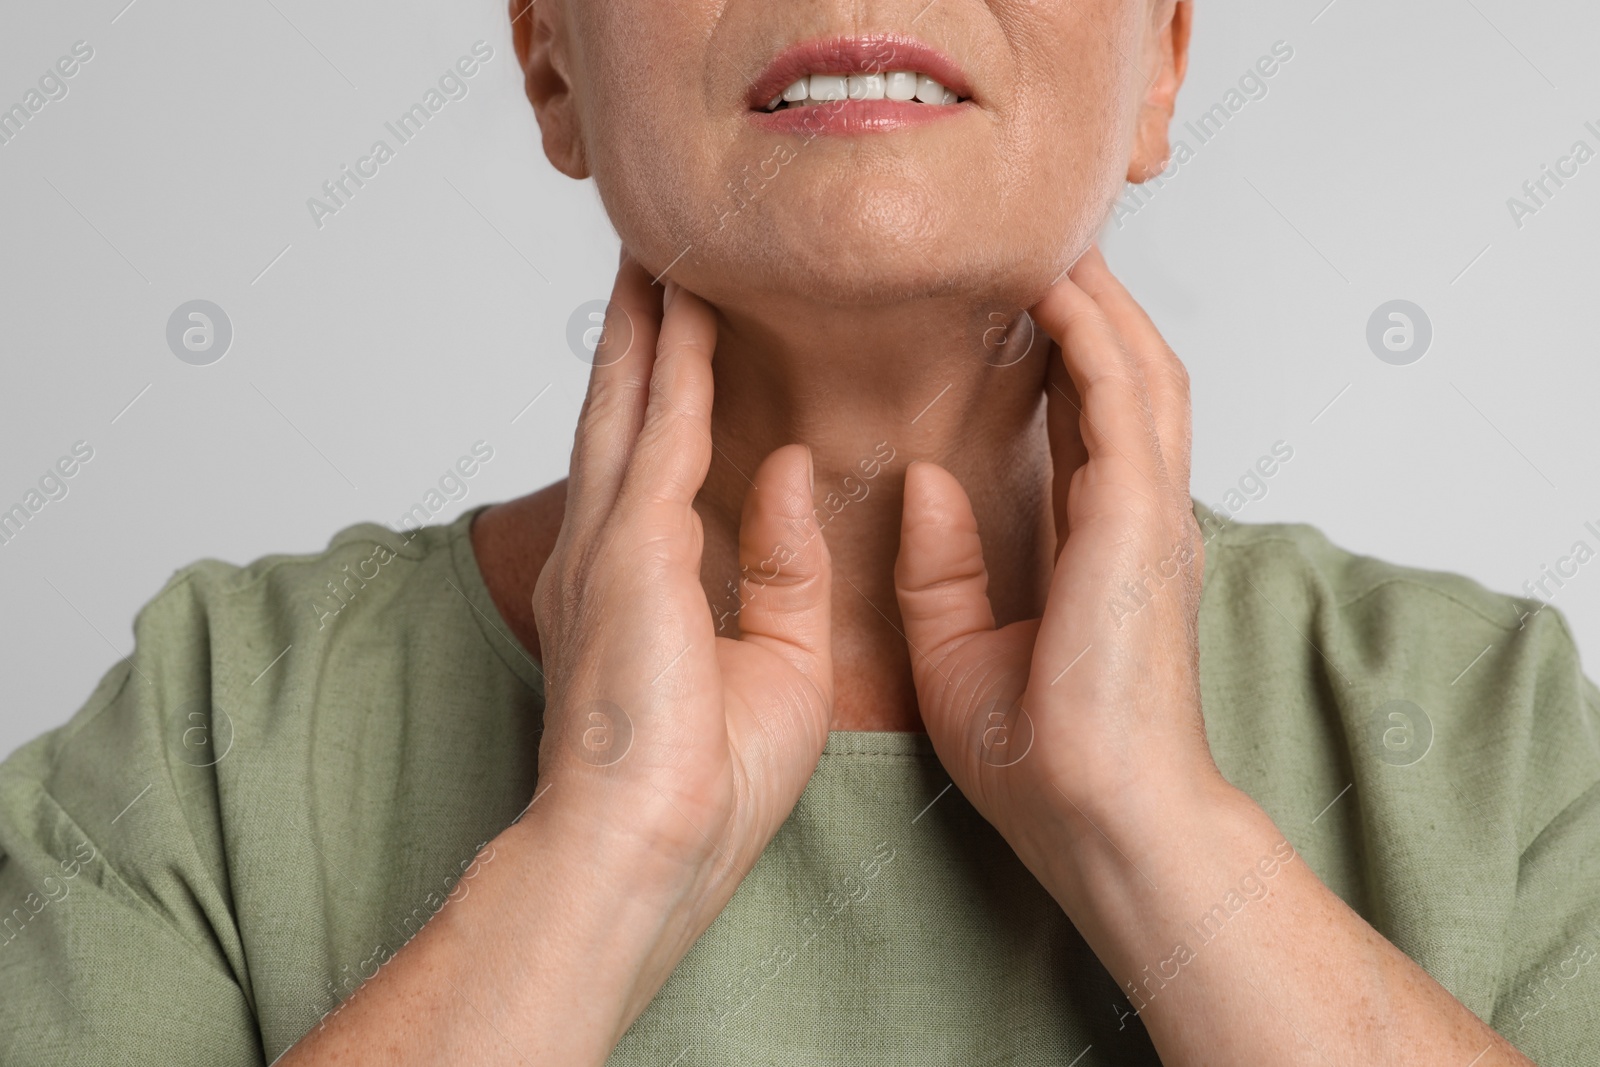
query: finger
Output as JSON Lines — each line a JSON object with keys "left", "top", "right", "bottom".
{"left": 565, "top": 250, "right": 664, "bottom": 530}
{"left": 1044, "top": 341, "right": 1087, "bottom": 560}
{"left": 1068, "top": 245, "right": 1194, "bottom": 492}
{"left": 893, "top": 461, "right": 996, "bottom": 688}
{"left": 733, "top": 444, "right": 832, "bottom": 684}
{"left": 1029, "top": 272, "right": 1164, "bottom": 495}
{"left": 614, "top": 281, "right": 718, "bottom": 511}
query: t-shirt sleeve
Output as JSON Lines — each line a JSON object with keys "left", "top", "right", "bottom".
{"left": 1488, "top": 612, "right": 1600, "bottom": 1065}
{"left": 1492, "top": 776, "right": 1600, "bottom": 1062}
{"left": 0, "top": 567, "right": 265, "bottom": 1064}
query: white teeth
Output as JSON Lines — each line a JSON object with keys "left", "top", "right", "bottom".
{"left": 809, "top": 73, "right": 848, "bottom": 101}
{"left": 847, "top": 73, "right": 885, "bottom": 100}
{"left": 763, "top": 70, "right": 962, "bottom": 111}
{"left": 914, "top": 74, "right": 946, "bottom": 104}
{"left": 884, "top": 71, "right": 919, "bottom": 101}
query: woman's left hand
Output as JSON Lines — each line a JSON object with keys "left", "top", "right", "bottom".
{"left": 892, "top": 245, "right": 1535, "bottom": 1066}
{"left": 893, "top": 243, "right": 1223, "bottom": 895}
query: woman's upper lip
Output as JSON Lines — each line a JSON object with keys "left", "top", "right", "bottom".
{"left": 746, "top": 33, "right": 975, "bottom": 110}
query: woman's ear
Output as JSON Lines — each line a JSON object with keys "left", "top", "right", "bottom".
{"left": 1127, "top": 0, "right": 1192, "bottom": 183}
{"left": 511, "top": 0, "right": 590, "bottom": 179}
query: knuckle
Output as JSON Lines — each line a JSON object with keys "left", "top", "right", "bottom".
{"left": 582, "top": 374, "right": 646, "bottom": 429}
{"left": 613, "top": 503, "right": 700, "bottom": 571}
{"left": 655, "top": 334, "right": 708, "bottom": 363}
{"left": 1127, "top": 490, "right": 1167, "bottom": 531}
{"left": 1058, "top": 304, "right": 1107, "bottom": 334}
{"left": 535, "top": 530, "right": 615, "bottom": 631}
{"left": 1171, "top": 514, "right": 1205, "bottom": 584}
{"left": 531, "top": 566, "right": 572, "bottom": 634}
{"left": 631, "top": 407, "right": 683, "bottom": 458}
{"left": 652, "top": 345, "right": 711, "bottom": 402}
{"left": 1169, "top": 354, "right": 1191, "bottom": 393}
{"left": 1176, "top": 509, "right": 1202, "bottom": 555}
{"left": 1083, "top": 368, "right": 1143, "bottom": 409}
{"left": 1162, "top": 356, "right": 1191, "bottom": 401}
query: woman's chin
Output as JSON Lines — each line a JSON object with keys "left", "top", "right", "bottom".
{"left": 679, "top": 253, "right": 1018, "bottom": 314}
{"left": 668, "top": 224, "right": 1057, "bottom": 313}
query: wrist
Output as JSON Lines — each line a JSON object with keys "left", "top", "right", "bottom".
{"left": 438, "top": 794, "right": 728, "bottom": 1062}
{"left": 527, "top": 769, "right": 744, "bottom": 891}
{"left": 1051, "top": 753, "right": 1239, "bottom": 846}
{"left": 1034, "top": 768, "right": 1270, "bottom": 919}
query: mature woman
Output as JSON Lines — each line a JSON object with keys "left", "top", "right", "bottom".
{"left": 2, "top": 1, "right": 1596, "bottom": 1064}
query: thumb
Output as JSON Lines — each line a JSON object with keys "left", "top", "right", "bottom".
{"left": 1045, "top": 340, "right": 1088, "bottom": 562}
{"left": 734, "top": 444, "right": 832, "bottom": 686}
{"left": 893, "top": 461, "right": 996, "bottom": 688}
{"left": 896, "top": 463, "right": 1038, "bottom": 787}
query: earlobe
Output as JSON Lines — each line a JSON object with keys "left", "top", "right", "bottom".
{"left": 1125, "top": 0, "right": 1192, "bottom": 184}
{"left": 513, "top": 0, "right": 590, "bottom": 179}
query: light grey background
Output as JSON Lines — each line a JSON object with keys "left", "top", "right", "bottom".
{"left": 2, "top": 0, "right": 1596, "bottom": 761}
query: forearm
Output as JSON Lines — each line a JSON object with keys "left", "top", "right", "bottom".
{"left": 1042, "top": 778, "right": 1532, "bottom": 1066}
{"left": 278, "top": 791, "right": 708, "bottom": 1066}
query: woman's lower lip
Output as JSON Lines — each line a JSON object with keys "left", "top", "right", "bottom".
{"left": 747, "top": 98, "right": 970, "bottom": 135}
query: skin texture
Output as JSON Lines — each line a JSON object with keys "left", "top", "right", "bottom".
{"left": 279, "top": 2, "right": 1536, "bottom": 1064}
{"left": 491, "top": 0, "right": 1191, "bottom": 731}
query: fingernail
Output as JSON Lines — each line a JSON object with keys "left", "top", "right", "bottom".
{"left": 806, "top": 448, "right": 815, "bottom": 493}
{"left": 662, "top": 280, "right": 679, "bottom": 311}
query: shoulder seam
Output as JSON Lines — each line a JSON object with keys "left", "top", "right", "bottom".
{"left": 1211, "top": 530, "right": 1530, "bottom": 632}
{"left": 176, "top": 523, "right": 440, "bottom": 603}
{"left": 1336, "top": 576, "right": 1525, "bottom": 632}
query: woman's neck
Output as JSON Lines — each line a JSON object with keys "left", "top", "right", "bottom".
{"left": 693, "top": 293, "right": 1061, "bottom": 731}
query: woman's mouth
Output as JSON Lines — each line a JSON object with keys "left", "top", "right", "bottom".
{"left": 746, "top": 34, "right": 975, "bottom": 134}
{"left": 759, "top": 71, "right": 966, "bottom": 112}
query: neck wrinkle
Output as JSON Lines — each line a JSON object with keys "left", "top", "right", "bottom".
{"left": 696, "top": 293, "right": 1055, "bottom": 525}
{"left": 691, "top": 291, "right": 1065, "bottom": 661}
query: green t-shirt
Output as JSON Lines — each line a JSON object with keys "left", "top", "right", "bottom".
{"left": 2, "top": 503, "right": 1598, "bottom": 1065}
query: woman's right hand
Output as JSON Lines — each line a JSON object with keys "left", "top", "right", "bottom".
{"left": 279, "top": 254, "right": 832, "bottom": 1067}
{"left": 531, "top": 249, "right": 836, "bottom": 908}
